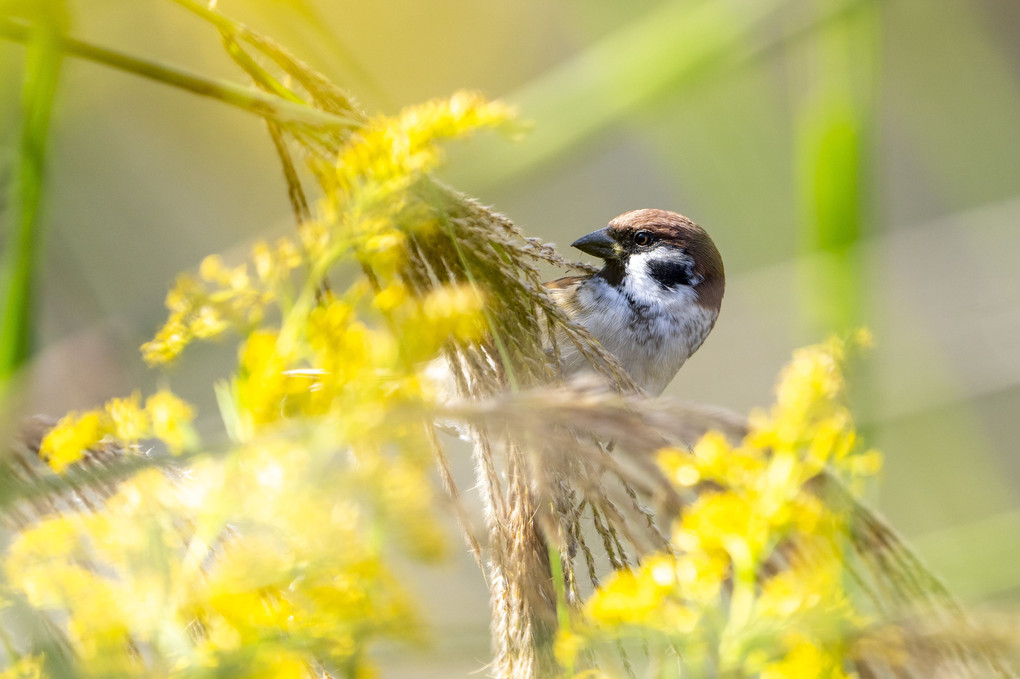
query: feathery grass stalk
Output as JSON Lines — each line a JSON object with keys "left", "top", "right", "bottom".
{"left": 430, "top": 187, "right": 521, "bottom": 391}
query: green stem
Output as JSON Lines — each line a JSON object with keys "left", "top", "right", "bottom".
{"left": 168, "top": 0, "right": 255, "bottom": 39}
{"left": 0, "top": 19, "right": 63, "bottom": 381}
{"left": 0, "top": 18, "right": 359, "bottom": 129}
{"left": 548, "top": 543, "right": 574, "bottom": 677}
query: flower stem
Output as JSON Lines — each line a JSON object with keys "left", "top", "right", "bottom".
{"left": 0, "top": 18, "right": 360, "bottom": 129}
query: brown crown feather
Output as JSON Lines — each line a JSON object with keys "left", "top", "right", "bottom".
{"left": 608, "top": 208, "right": 725, "bottom": 311}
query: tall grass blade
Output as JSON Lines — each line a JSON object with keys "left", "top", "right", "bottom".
{"left": 0, "top": 12, "right": 64, "bottom": 383}
{"left": 795, "top": 2, "right": 877, "bottom": 334}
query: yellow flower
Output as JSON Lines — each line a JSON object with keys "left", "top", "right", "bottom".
{"left": 554, "top": 628, "right": 584, "bottom": 669}
{"left": 585, "top": 558, "right": 702, "bottom": 636}
{"left": 199, "top": 254, "right": 250, "bottom": 291}
{"left": 7, "top": 89, "right": 532, "bottom": 679}
{"left": 849, "top": 448, "right": 883, "bottom": 477}
{"left": 252, "top": 237, "right": 304, "bottom": 284}
{"left": 585, "top": 568, "right": 668, "bottom": 627}
{"left": 758, "top": 558, "right": 836, "bottom": 621}
{"left": 39, "top": 410, "right": 111, "bottom": 472}
{"left": 673, "top": 552, "right": 729, "bottom": 605}
{"left": 191, "top": 304, "right": 229, "bottom": 339}
{"left": 658, "top": 447, "right": 701, "bottom": 486}
{"left": 145, "top": 389, "right": 197, "bottom": 453}
{"left": 335, "top": 91, "right": 516, "bottom": 205}
{"left": 679, "top": 491, "right": 764, "bottom": 563}
{"left": 761, "top": 636, "right": 851, "bottom": 679}
{"left": 105, "top": 391, "right": 149, "bottom": 443}
{"left": 361, "top": 230, "right": 408, "bottom": 274}
{"left": 0, "top": 655, "right": 44, "bottom": 679}
{"left": 421, "top": 284, "right": 485, "bottom": 341}
{"left": 209, "top": 588, "right": 295, "bottom": 634}
{"left": 248, "top": 648, "right": 312, "bottom": 679}
{"left": 141, "top": 314, "right": 191, "bottom": 365}
{"left": 373, "top": 280, "right": 409, "bottom": 313}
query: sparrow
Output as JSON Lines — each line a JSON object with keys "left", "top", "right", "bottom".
{"left": 545, "top": 209, "right": 724, "bottom": 396}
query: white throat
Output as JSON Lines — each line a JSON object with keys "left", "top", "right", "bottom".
{"left": 565, "top": 250, "right": 717, "bottom": 395}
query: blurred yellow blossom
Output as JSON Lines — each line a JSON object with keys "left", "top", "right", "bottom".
{"left": 761, "top": 636, "right": 853, "bottom": 679}
{"left": 141, "top": 257, "right": 274, "bottom": 366}
{"left": 7, "top": 430, "right": 437, "bottom": 678}
{"left": 336, "top": 90, "right": 516, "bottom": 204}
{"left": 420, "top": 284, "right": 486, "bottom": 341}
{"left": 105, "top": 391, "right": 149, "bottom": 443}
{"left": 39, "top": 410, "right": 111, "bottom": 472}
{"left": 0, "top": 656, "right": 44, "bottom": 679}
{"left": 146, "top": 389, "right": 197, "bottom": 453}
{"left": 38, "top": 388, "right": 198, "bottom": 473}
{"left": 565, "top": 335, "right": 881, "bottom": 676}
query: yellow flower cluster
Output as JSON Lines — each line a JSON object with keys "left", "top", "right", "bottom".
{"left": 39, "top": 390, "right": 196, "bottom": 471}
{"left": 336, "top": 90, "right": 517, "bottom": 206}
{"left": 562, "top": 335, "right": 880, "bottom": 677}
{"left": 142, "top": 239, "right": 304, "bottom": 365}
{"left": 225, "top": 280, "right": 484, "bottom": 438}
{"left": 5, "top": 440, "right": 435, "bottom": 678}
{"left": 142, "top": 91, "right": 511, "bottom": 372}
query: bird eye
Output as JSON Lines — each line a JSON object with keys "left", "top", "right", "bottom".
{"left": 633, "top": 231, "right": 655, "bottom": 246}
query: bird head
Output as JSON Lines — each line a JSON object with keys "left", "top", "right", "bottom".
{"left": 572, "top": 208, "right": 725, "bottom": 316}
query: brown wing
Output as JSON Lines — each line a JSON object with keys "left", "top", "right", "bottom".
{"left": 543, "top": 275, "right": 587, "bottom": 291}
{"left": 543, "top": 276, "right": 586, "bottom": 317}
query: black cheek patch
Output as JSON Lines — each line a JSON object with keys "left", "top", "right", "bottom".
{"left": 598, "top": 259, "right": 627, "bottom": 288}
{"left": 648, "top": 257, "right": 697, "bottom": 289}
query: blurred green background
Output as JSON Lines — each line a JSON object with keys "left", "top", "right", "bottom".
{"left": 2, "top": 0, "right": 1020, "bottom": 673}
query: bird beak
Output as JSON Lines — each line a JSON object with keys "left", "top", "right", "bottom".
{"left": 571, "top": 227, "right": 619, "bottom": 260}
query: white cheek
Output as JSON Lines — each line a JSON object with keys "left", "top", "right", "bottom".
{"left": 623, "top": 250, "right": 700, "bottom": 310}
